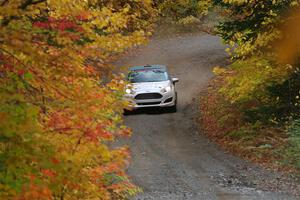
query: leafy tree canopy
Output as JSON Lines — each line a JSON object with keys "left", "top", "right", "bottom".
{"left": 0, "top": 0, "right": 155, "bottom": 199}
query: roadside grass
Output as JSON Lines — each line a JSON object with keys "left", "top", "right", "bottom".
{"left": 199, "top": 72, "right": 299, "bottom": 174}
{"left": 284, "top": 119, "right": 300, "bottom": 171}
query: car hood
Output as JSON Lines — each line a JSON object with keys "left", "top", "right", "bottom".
{"left": 131, "top": 81, "right": 170, "bottom": 93}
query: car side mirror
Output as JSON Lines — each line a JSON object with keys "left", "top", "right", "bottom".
{"left": 172, "top": 77, "right": 179, "bottom": 83}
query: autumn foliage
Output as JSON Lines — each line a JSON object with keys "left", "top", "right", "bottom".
{"left": 0, "top": 0, "right": 156, "bottom": 199}
{"left": 200, "top": 1, "right": 300, "bottom": 171}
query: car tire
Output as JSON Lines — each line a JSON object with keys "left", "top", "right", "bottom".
{"left": 123, "top": 109, "right": 131, "bottom": 115}
{"left": 167, "top": 93, "right": 177, "bottom": 113}
{"left": 168, "top": 104, "right": 177, "bottom": 113}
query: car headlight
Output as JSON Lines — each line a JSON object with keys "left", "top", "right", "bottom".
{"left": 125, "top": 88, "right": 132, "bottom": 94}
{"left": 161, "top": 85, "right": 171, "bottom": 93}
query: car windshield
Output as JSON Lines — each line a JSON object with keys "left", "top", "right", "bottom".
{"left": 128, "top": 69, "right": 169, "bottom": 83}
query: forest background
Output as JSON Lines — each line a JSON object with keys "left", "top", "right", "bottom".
{"left": 0, "top": 0, "right": 299, "bottom": 199}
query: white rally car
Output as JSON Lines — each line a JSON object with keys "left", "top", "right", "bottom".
{"left": 124, "top": 65, "right": 179, "bottom": 112}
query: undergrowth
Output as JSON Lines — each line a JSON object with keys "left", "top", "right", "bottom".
{"left": 285, "top": 119, "right": 300, "bottom": 170}
{"left": 199, "top": 71, "right": 299, "bottom": 173}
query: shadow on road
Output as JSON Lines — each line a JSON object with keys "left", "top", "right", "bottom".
{"left": 124, "top": 107, "right": 175, "bottom": 115}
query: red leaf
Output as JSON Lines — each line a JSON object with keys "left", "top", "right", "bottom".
{"left": 18, "top": 69, "right": 25, "bottom": 76}
{"left": 41, "top": 169, "right": 56, "bottom": 178}
{"left": 51, "top": 158, "right": 60, "bottom": 165}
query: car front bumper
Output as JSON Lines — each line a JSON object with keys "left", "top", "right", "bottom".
{"left": 124, "top": 91, "right": 176, "bottom": 109}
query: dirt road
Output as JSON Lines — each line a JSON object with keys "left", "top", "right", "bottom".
{"left": 116, "top": 32, "right": 297, "bottom": 200}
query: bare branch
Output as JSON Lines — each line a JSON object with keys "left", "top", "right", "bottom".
{"left": 0, "top": 0, "right": 9, "bottom": 6}
{"left": 19, "top": 0, "right": 47, "bottom": 10}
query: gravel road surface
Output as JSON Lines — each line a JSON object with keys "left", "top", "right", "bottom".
{"left": 116, "top": 32, "right": 298, "bottom": 200}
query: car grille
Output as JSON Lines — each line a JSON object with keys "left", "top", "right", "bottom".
{"left": 137, "top": 101, "right": 161, "bottom": 105}
{"left": 135, "top": 93, "right": 162, "bottom": 100}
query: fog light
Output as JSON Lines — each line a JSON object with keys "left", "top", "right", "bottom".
{"left": 164, "top": 97, "right": 173, "bottom": 103}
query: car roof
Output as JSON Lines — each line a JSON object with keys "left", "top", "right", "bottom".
{"left": 129, "top": 65, "right": 167, "bottom": 71}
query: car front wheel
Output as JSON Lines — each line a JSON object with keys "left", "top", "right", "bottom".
{"left": 123, "top": 109, "right": 132, "bottom": 115}
{"left": 167, "top": 93, "right": 177, "bottom": 113}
